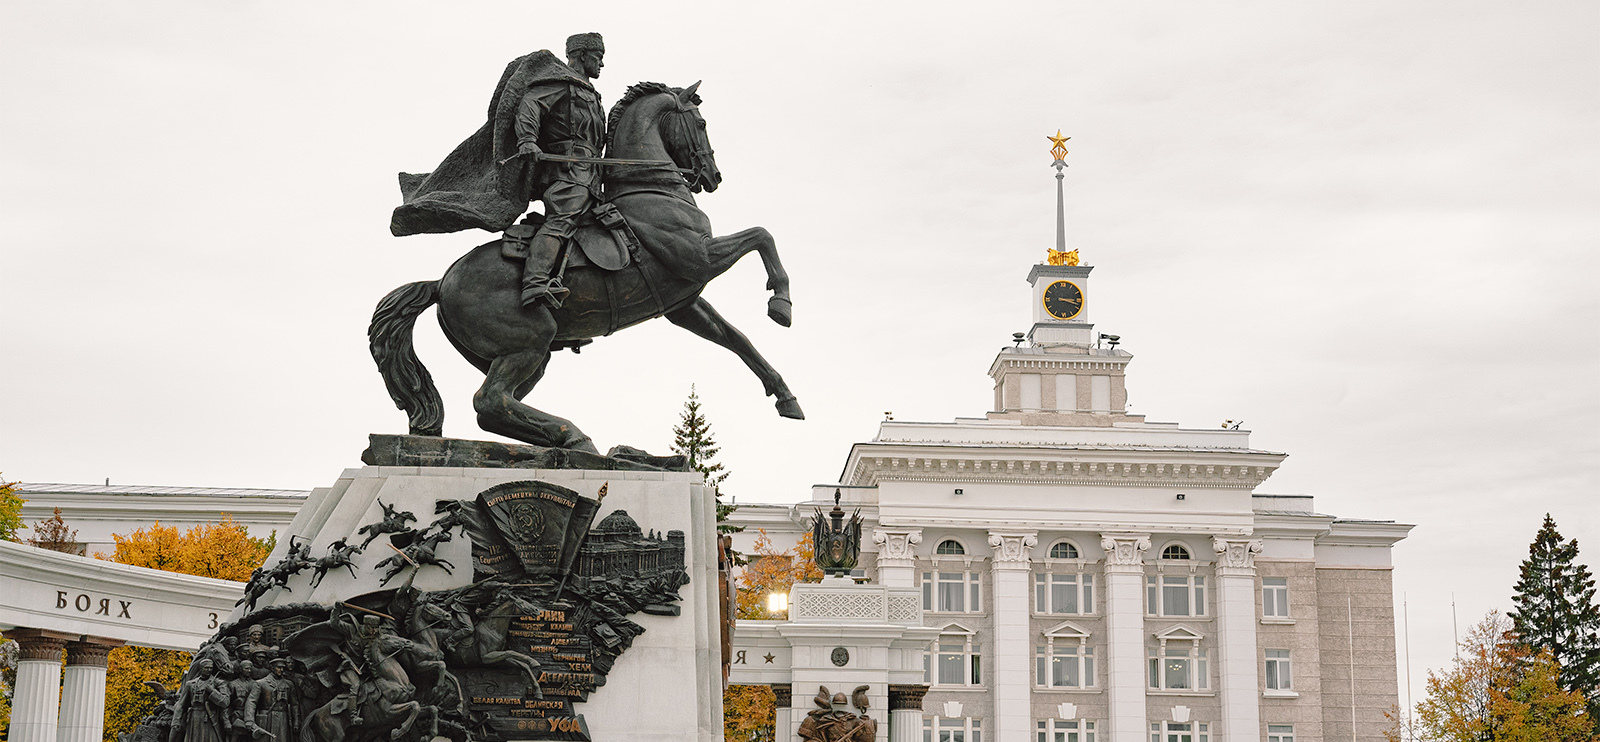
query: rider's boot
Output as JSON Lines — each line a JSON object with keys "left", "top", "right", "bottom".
{"left": 520, "top": 234, "right": 570, "bottom": 309}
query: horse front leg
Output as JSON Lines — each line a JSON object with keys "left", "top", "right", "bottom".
{"left": 665, "top": 298, "right": 803, "bottom": 420}
{"left": 704, "top": 227, "right": 792, "bottom": 327}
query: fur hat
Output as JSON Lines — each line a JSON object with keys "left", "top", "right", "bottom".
{"left": 566, "top": 33, "right": 605, "bottom": 55}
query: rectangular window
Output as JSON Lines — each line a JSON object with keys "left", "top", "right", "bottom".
{"left": 1146, "top": 575, "right": 1206, "bottom": 616}
{"left": 1266, "top": 725, "right": 1294, "bottom": 742}
{"left": 1037, "top": 719, "right": 1096, "bottom": 742}
{"left": 1034, "top": 573, "right": 1094, "bottom": 614}
{"left": 930, "top": 717, "right": 982, "bottom": 742}
{"left": 1263, "top": 577, "right": 1289, "bottom": 618}
{"left": 1266, "top": 649, "right": 1292, "bottom": 690}
{"left": 924, "top": 571, "right": 982, "bottom": 612}
{"left": 1034, "top": 642, "right": 1095, "bottom": 687}
{"left": 1147, "top": 643, "right": 1206, "bottom": 690}
{"left": 1149, "top": 722, "right": 1208, "bottom": 742}
{"left": 930, "top": 634, "right": 982, "bottom": 686}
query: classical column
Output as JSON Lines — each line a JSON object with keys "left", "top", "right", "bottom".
{"left": 58, "top": 638, "right": 124, "bottom": 742}
{"left": 771, "top": 683, "right": 794, "bottom": 742}
{"left": 8, "top": 629, "right": 74, "bottom": 742}
{"left": 987, "top": 530, "right": 1037, "bottom": 742}
{"left": 1099, "top": 534, "right": 1150, "bottom": 742}
{"left": 1212, "top": 537, "right": 1264, "bottom": 742}
{"left": 888, "top": 684, "right": 929, "bottom": 742}
{"left": 872, "top": 529, "right": 922, "bottom": 587}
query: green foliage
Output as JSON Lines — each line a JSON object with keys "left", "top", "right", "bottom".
{"left": 1509, "top": 514, "right": 1600, "bottom": 715}
{"left": 671, "top": 386, "right": 745, "bottom": 547}
{"left": 0, "top": 474, "right": 24, "bottom": 542}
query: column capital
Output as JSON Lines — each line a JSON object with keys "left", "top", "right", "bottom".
{"left": 987, "top": 530, "right": 1038, "bottom": 568}
{"left": 887, "top": 684, "right": 929, "bottom": 711}
{"left": 6, "top": 628, "right": 76, "bottom": 661}
{"left": 769, "top": 683, "right": 792, "bottom": 708}
{"left": 1211, "top": 536, "right": 1264, "bottom": 576}
{"left": 871, "top": 528, "right": 923, "bottom": 567}
{"left": 65, "top": 638, "right": 124, "bottom": 668}
{"left": 1099, "top": 533, "right": 1151, "bottom": 573}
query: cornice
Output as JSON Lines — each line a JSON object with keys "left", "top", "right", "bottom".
{"left": 847, "top": 454, "right": 1279, "bottom": 489}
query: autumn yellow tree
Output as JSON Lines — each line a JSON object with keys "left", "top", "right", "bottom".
{"left": 0, "top": 474, "right": 23, "bottom": 542}
{"left": 723, "top": 530, "right": 825, "bottom": 742}
{"left": 1392, "top": 610, "right": 1595, "bottom": 742}
{"left": 97, "top": 517, "right": 275, "bottom": 742}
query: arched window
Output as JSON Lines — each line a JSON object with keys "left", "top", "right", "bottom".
{"left": 936, "top": 539, "right": 966, "bottom": 555}
{"left": 1049, "top": 542, "right": 1079, "bottom": 559}
{"left": 1161, "top": 544, "right": 1190, "bottom": 560}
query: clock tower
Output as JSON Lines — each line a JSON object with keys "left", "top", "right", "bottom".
{"left": 988, "top": 133, "right": 1140, "bottom": 425}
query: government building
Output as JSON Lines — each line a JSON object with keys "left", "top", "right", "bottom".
{"left": 721, "top": 243, "right": 1411, "bottom": 742}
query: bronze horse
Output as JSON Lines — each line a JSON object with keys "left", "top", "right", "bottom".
{"left": 370, "top": 82, "right": 802, "bottom": 450}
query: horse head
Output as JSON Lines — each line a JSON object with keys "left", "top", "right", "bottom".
{"left": 606, "top": 81, "right": 721, "bottom": 193}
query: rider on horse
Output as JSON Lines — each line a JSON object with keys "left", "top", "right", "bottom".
{"left": 390, "top": 33, "right": 609, "bottom": 309}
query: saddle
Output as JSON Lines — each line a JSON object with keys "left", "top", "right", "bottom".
{"left": 499, "top": 202, "right": 640, "bottom": 272}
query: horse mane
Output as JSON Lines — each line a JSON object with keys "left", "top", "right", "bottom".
{"left": 605, "top": 81, "right": 702, "bottom": 152}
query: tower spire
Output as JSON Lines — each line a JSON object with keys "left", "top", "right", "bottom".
{"left": 1046, "top": 131, "right": 1077, "bottom": 266}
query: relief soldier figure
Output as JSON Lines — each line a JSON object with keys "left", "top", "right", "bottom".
{"left": 225, "top": 661, "right": 264, "bottom": 742}
{"left": 253, "top": 659, "right": 298, "bottom": 742}
{"left": 797, "top": 686, "right": 876, "bottom": 742}
{"left": 169, "top": 660, "right": 229, "bottom": 742}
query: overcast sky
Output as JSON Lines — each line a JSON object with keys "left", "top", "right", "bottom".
{"left": 3, "top": 0, "right": 1595, "bottom": 711}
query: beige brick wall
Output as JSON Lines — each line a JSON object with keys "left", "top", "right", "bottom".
{"left": 1315, "top": 568, "right": 1399, "bottom": 742}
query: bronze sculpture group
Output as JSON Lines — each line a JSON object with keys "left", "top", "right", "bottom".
{"left": 372, "top": 32, "right": 803, "bottom": 452}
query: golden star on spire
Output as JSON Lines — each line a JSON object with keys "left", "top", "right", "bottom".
{"left": 1048, "top": 130, "right": 1070, "bottom": 162}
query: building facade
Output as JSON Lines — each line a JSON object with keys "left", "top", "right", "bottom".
{"left": 726, "top": 256, "right": 1411, "bottom": 742}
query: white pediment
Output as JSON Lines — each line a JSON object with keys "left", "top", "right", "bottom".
{"left": 1042, "top": 620, "right": 1091, "bottom": 638}
{"left": 1153, "top": 624, "right": 1204, "bottom": 641}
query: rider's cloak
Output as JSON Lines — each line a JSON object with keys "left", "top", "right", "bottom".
{"left": 390, "top": 51, "right": 599, "bottom": 237}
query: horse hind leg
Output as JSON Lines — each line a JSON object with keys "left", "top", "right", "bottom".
{"left": 666, "top": 297, "right": 803, "bottom": 420}
{"left": 473, "top": 347, "right": 599, "bottom": 452}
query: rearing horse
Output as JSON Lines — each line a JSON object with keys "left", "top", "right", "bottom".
{"left": 370, "top": 81, "right": 802, "bottom": 450}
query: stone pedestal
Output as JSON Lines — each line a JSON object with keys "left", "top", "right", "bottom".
{"left": 58, "top": 638, "right": 122, "bottom": 742}
{"left": 1100, "top": 534, "right": 1150, "bottom": 742}
{"left": 8, "top": 629, "right": 73, "bottom": 742}
{"left": 245, "top": 465, "right": 724, "bottom": 742}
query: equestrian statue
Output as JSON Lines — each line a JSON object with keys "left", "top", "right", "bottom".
{"left": 372, "top": 32, "right": 802, "bottom": 451}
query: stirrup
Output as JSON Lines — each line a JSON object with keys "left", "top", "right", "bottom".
{"left": 520, "top": 282, "right": 570, "bottom": 309}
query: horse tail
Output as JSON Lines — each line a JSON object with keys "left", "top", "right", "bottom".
{"left": 369, "top": 280, "right": 444, "bottom": 436}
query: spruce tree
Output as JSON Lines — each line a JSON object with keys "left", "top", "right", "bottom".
{"left": 1509, "top": 514, "right": 1600, "bottom": 713}
{"left": 671, "top": 386, "right": 743, "bottom": 541}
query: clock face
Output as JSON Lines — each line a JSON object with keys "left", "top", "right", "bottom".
{"left": 1043, "top": 280, "right": 1084, "bottom": 320}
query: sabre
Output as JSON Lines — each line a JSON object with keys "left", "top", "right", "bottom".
{"left": 497, "top": 151, "right": 691, "bottom": 173}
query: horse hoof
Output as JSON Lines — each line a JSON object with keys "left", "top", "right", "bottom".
{"left": 776, "top": 396, "right": 805, "bottom": 420}
{"left": 565, "top": 435, "right": 600, "bottom": 454}
{"left": 767, "top": 297, "right": 792, "bottom": 327}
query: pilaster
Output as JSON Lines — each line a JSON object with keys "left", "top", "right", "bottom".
{"left": 8, "top": 629, "right": 75, "bottom": 742}
{"left": 1212, "top": 537, "right": 1263, "bottom": 742}
{"left": 771, "top": 684, "right": 794, "bottom": 742}
{"left": 58, "top": 638, "right": 123, "bottom": 742}
{"left": 872, "top": 529, "right": 923, "bottom": 588}
{"left": 987, "top": 530, "right": 1037, "bottom": 742}
{"left": 1099, "top": 534, "right": 1150, "bottom": 742}
{"left": 888, "top": 685, "right": 928, "bottom": 742}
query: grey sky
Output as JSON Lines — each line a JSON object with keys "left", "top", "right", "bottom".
{"left": 3, "top": 0, "right": 1595, "bottom": 712}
